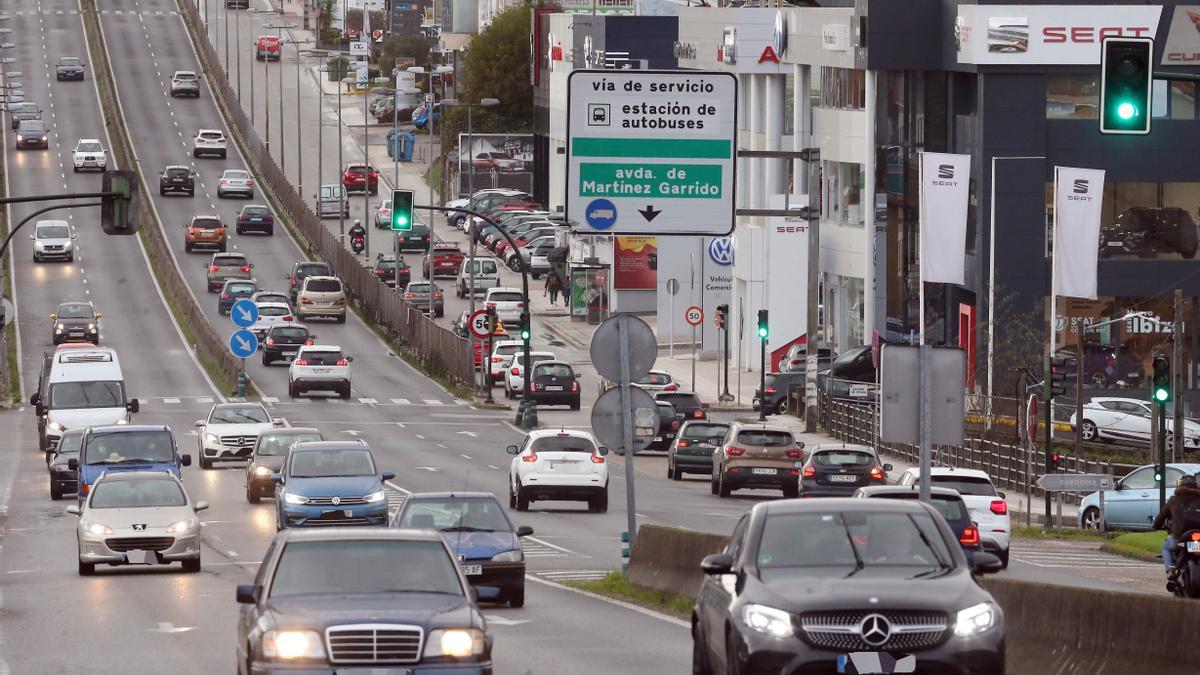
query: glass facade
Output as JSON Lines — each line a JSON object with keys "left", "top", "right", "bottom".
{"left": 822, "top": 161, "right": 865, "bottom": 227}
{"left": 820, "top": 67, "right": 865, "bottom": 110}
{"left": 1047, "top": 74, "right": 1194, "bottom": 120}
{"left": 1045, "top": 181, "right": 1200, "bottom": 261}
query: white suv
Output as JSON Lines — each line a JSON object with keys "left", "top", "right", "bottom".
{"left": 192, "top": 128, "right": 227, "bottom": 158}
{"left": 72, "top": 138, "right": 107, "bottom": 172}
{"left": 288, "top": 344, "right": 353, "bottom": 399}
{"left": 895, "top": 466, "right": 1012, "bottom": 567}
{"left": 487, "top": 339, "right": 524, "bottom": 384}
{"left": 195, "top": 402, "right": 285, "bottom": 469}
{"left": 484, "top": 287, "right": 525, "bottom": 324}
{"left": 507, "top": 429, "right": 609, "bottom": 512}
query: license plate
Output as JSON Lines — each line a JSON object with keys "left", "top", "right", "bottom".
{"left": 653, "top": 437, "right": 662, "bottom": 442}
{"left": 1106, "top": 241, "right": 1124, "bottom": 247}
{"left": 462, "top": 564, "right": 482, "bottom": 576}
{"left": 752, "top": 468, "right": 777, "bottom": 475}
{"left": 546, "top": 385, "right": 563, "bottom": 391}
{"left": 313, "top": 368, "right": 331, "bottom": 374}
{"left": 282, "top": 350, "right": 298, "bottom": 356}
{"left": 1128, "top": 372, "right": 1139, "bottom": 377}
{"left": 838, "top": 653, "right": 916, "bottom": 674}
{"left": 1188, "top": 541, "right": 1200, "bottom": 553}
{"left": 829, "top": 474, "right": 858, "bottom": 482}
{"left": 125, "top": 550, "right": 157, "bottom": 565}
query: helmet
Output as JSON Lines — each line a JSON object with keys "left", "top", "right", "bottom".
{"left": 354, "top": 219, "right": 362, "bottom": 227}
{"left": 1179, "top": 475, "right": 1198, "bottom": 489}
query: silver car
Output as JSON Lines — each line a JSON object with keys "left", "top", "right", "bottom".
{"left": 67, "top": 471, "right": 207, "bottom": 575}
{"left": 169, "top": 70, "right": 200, "bottom": 97}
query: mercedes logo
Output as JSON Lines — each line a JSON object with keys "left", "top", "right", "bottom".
{"left": 858, "top": 614, "right": 891, "bottom": 647}
{"left": 331, "top": 497, "right": 341, "bottom": 506}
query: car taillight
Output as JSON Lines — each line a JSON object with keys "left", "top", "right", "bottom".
{"left": 240, "top": 265, "right": 250, "bottom": 273}
{"left": 294, "top": 359, "right": 309, "bottom": 366}
{"left": 290, "top": 278, "right": 296, "bottom": 288}
{"left": 664, "top": 383, "right": 678, "bottom": 391}
{"left": 336, "top": 359, "right": 349, "bottom": 366}
{"left": 1191, "top": 532, "right": 1200, "bottom": 542}
{"left": 81, "top": 483, "right": 90, "bottom": 495}
{"left": 960, "top": 525, "right": 980, "bottom": 547}
{"left": 486, "top": 302, "right": 496, "bottom": 309}
{"left": 591, "top": 454, "right": 606, "bottom": 464}
{"left": 216, "top": 228, "right": 226, "bottom": 236}
{"left": 522, "top": 453, "right": 537, "bottom": 463}
{"left": 517, "top": 302, "right": 524, "bottom": 308}
{"left": 678, "top": 440, "right": 689, "bottom": 448}
{"left": 529, "top": 382, "right": 538, "bottom": 391}
{"left": 247, "top": 180, "right": 254, "bottom": 187}
{"left": 491, "top": 356, "right": 501, "bottom": 363}
{"left": 404, "top": 293, "right": 414, "bottom": 299}
{"left": 209, "top": 265, "right": 218, "bottom": 272}
{"left": 801, "top": 463, "right": 815, "bottom": 478}
{"left": 433, "top": 292, "right": 443, "bottom": 299}
{"left": 283, "top": 316, "right": 293, "bottom": 322}
{"left": 511, "top": 367, "right": 520, "bottom": 375}
{"left": 265, "top": 338, "right": 275, "bottom": 346}
{"left": 671, "top": 420, "right": 680, "bottom": 429}
{"left": 221, "top": 293, "right": 231, "bottom": 300}
{"left": 301, "top": 297, "right": 314, "bottom": 304}
{"left": 219, "top": 179, "right": 228, "bottom": 184}
{"left": 693, "top": 410, "right": 704, "bottom": 418}
{"left": 785, "top": 449, "right": 803, "bottom": 459}
{"left": 990, "top": 500, "right": 1008, "bottom": 515}
{"left": 333, "top": 299, "right": 346, "bottom": 306}
{"left": 571, "top": 382, "right": 579, "bottom": 392}
{"left": 869, "top": 465, "right": 886, "bottom": 481}
{"left": 726, "top": 446, "right": 746, "bottom": 457}
{"left": 764, "top": 387, "right": 777, "bottom": 394}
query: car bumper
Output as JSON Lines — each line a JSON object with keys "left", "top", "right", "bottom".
{"left": 58, "top": 71, "right": 84, "bottom": 80}
{"left": 291, "top": 377, "right": 350, "bottom": 392}
{"left": 462, "top": 561, "right": 525, "bottom": 597}
{"left": 73, "top": 160, "right": 106, "bottom": 170}
{"left": 521, "top": 476, "right": 605, "bottom": 500}
{"left": 671, "top": 453, "right": 714, "bottom": 473}
{"left": 202, "top": 442, "right": 256, "bottom": 461}
{"left": 161, "top": 183, "right": 193, "bottom": 193}
{"left": 279, "top": 503, "right": 389, "bottom": 527}
{"left": 298, "top": 305, "right": 347, "bottom": 318}
{"left": 249, "top": 662, "right": 492, "bottom": 675}
{"left": 799, "top": 481, "right": 869, "bottom": 497}
{"left": 494, "top": 310, "right": 521, "bottom": 324}
{"left": 398, "top": 239, "right": 431, "bottom": 250}
{"left": 723, "top": 465, "right": 800, "bottom": 490}
{"left": 219, "top": 187, "right": 254, "bottom": 197}
{"left": 527, "top": 391, "right": 580, "bottom": 406}
{"left": 53, "top": 330, "right": 98, "bottom": 344}
{"left": 78, "top": 532, "right": 201, "bottom": 565}
{"left": 17, "top": 139, "right": 48, "bottom": 149}
{"left": 37, "top": 248, "right": 74, "bottom": 260}
{"left": 980, "top": 532, "right": 1011, "bottom": 554}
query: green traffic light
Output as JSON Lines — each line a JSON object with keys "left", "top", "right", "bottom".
{"left": 757, "top": 327, "right": 768, "bottom": 339}
{"left": 1117, "top": 102, "right": 1136, "bottom": 120}
{"left": 1154, "top": 387, "right": 1170, "bottom": 402}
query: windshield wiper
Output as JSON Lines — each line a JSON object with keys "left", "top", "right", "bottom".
{"left": 838, "top": 515, "right": 866, "bottom": 579}
{"left": 441, "top": 526, "right": 496, "bottom": 533}
{"left": 909, "top": 567, "right": 949, "bottom": 580}
{"left": 906, "top": 515, "right": 950, "bottom": 570}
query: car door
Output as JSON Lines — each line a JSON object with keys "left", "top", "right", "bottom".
{"left": 1107, "top": 401, "right": 1152, "bottom": 444}
{"left": 1105, "top": 467, "right": 1157, "bottom": 527}
{"left": 702, "top": 514, "right": 748, "bottom": 671}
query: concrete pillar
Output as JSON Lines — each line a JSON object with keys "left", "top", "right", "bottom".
{"left": 764, "top": 74, "right": 785, "bottom": 197}
{"left": 863, "top": 69, "right": 876, "bottom": 340}
{"left": 737, "top": 73, "right": 750, "bottom": 210}
{"left": 748, "top": 74, "right": 763, "bottom": 211}
{"left": 793, "top": 64, "right": 810, "bottom": 194}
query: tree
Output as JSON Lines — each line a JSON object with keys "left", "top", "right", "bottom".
{"left": 317, "top": 0, "right": 339, "bottom": 48}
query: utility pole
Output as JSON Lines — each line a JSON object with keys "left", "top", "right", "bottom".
{"left": 1074, "top": 341, "right": 1083, "bottom": 456}
{"left": 802, "top": 148, "right": 821, "bottom": 432}
{"left": 1174, "top": 289, "right": 1184, "bottom": 463}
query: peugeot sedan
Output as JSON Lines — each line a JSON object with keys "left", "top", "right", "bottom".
{"left": 274, "top": 441, "right": 394, "bottom": 528}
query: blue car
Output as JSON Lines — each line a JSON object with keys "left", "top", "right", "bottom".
{"left": 392, "top": 491, "right": 533, "bottom": 607}
{"left": 1078, "top": 462, "right": 1200, "bottom": 530}
{"left": 411, "top": 102, "right": 442, "bottom": 129}
{"left": 853, "top": 485, "right": 980, "bottom": 564}
{"left": 70, "top": 425, "right": 191, "bottom": 502}
{"left": 274, "top": 441, "right": 394, "bottom": 529}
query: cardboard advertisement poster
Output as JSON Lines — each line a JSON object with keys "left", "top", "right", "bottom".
{"left": 614, "top": 236, "right": 658, "bottom": 290}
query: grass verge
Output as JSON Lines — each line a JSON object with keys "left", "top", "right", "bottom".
{"left": 0, "top": 157, "right": 19, "bottom": 406}
{"left": 1011, "top": 525, "right": 1116, "bottom": 542}
{"left": 1102, "top": 531, "right": 1165, "bottom": 562}
{"left": 565, "top": 572, "right": 694, "bottom": 621}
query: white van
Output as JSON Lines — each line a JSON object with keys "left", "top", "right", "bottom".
{"left": 31, "top": 347, "right": 139, "bottom": 450}
{"left": 314, "top": 184, "right": 350, "bottom": 219}
{"left": 456, "top": 257, "right": 500, "bottom": 298}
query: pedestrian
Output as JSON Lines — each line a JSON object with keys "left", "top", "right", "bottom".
{"left": 545, "top": 270, "right": 563, "bottom": 306}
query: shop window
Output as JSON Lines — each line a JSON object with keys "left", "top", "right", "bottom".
{"left": 819, "top": 67, "right": 865, "bottom": 111}
{"left": 822, "top": 161, "right": 864, "bottom": 227}
{"left": 1048, "top": 75, "right": 1193, "bottom": 119}
{"left": 1152, "top": 81, "right": 1195, "bottom": 120}
{"left": 1048, "top": 181, "right": 1200, "bottom": 260}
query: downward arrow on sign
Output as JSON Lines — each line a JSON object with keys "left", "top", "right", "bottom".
{"left": 638, "top": 205, "right": 661, "bottom": 222}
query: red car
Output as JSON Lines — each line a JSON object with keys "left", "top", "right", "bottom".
{"left": 255, "top": 36, "right": 281, "bottom": 61}
{"left": 423, "top": 243, "right": 465, "bottom": 279}
{"left": 342, "top": 164, "right": 379, "bottom": 195}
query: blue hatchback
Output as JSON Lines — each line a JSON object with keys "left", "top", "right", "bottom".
{"left": 1078, "top": 462, "right": 1200, "bottom": 530}
{"left": 70, "top": 425, "right": 191, "bottom": 503}
{"left": 274, "top": 441, "right": 394, "bottom": 529}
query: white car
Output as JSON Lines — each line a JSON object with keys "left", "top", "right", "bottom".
{"left": 895, "top": 467, "right": 1011, "bottom": 568}
{"left": 30, "top": 219, "right": 75, "bottom": 262}
{"left": 217, "top": 169, "right": 254, "bottom": 198}
{"left": 67, "top": 471, "right": 207, "bottom": 576}
{"left": 504, "top": 351, "right": 557, "bottom": 399}
{"left": 487, "top": 339, "right": 525, "bottom": 384}
{"left": 631, "top": 369, "right": 678, "bottom": 394}
{"left": 507, "top": 429, "right": 609, "bottom": 512}
{"left": 71, "top": 138, "right": 107, "bottom": 172}
{"left": 484, "top": 287, "right": 525, "bottom": 324}
{"left": 248, "top": 302, "right": 295, "bottom": 340}
{"left": 192, "top": 128, "right": 227, "bottom": 158}
{"left": 1070, "top": 396, "right": 1200, "bottom": 451}
{"left": 195, "top": 402, "right": 284, "bottom": 469}
{"left": 288, "top": 344, "right": 353, "bottom": 399}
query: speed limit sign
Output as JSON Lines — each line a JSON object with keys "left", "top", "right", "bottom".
{"left": 685, "top": 306, "right": 703, "bottom": 326}
{"left": 468, "top": 309, "right": 492, "bottom": 339}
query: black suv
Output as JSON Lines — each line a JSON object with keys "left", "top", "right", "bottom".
{"left": 753, "top": 371, "right": 805, "bottom": 415}
{"left": 55, "top": 57, "right": 85, "bottom": 81}
{"left": 159, "top": 165, "right": 195, "bottom": 196}
{"left": 1099, "top": 206, "right": 1200, "bottom": 259}
{"left": 655, "top": 391, "right": 707, "bottom": 421}
{"left": 262, "top": 324, "right": 314, "bottom": 365}
{"left": 286, "top": 260, "right": 332, "bottom": 303}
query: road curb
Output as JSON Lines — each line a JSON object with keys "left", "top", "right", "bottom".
{"left": 544, "top": 319, "right": 588, "bottom": 351}
{"left": 1100, "top": 541, "right": 1162, "bottom": 564}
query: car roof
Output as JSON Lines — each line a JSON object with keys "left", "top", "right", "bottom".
{"left": 165, "top": 164, "right": 190, "bottom": 171}
{"left": 922, "top": 466, "right": 993, "bottom": 480}
{"left": 406, "top": 491, "right": 500, "bottom": 501}
{"left": 290, "top": 440, "right": 370, "bottom": 453}
{"left": 532, "top": 360, "right": 572, "bottom": 369}
{"left": 488, "top": 287, "right": 522, "bottom": 293}
{"left": 755, "top": 496, "right": 933, "bottom": 517}
{"left": 279, "top": 527, "right": 443, "bottom": 544}
{"left": 223, "top": 279, "right": 256, "bottom": 286}
{"left": 87, "top": 424, "right": 171, "bottom": 435}
{"left": 75, "top": 138, "right": 102, "bottom": 144}
{"left": 213, "top": 252, "right": 246, "bottom": 259}
{"left": 810, "top": 443, "right": 876, "bottom": 453}
{"left": 855, "top": 485, "right": 962, "bottom": 499}
{"left": 212, "top": 402, "right": 266, "bottom": 410}
{"left": 304, "top": 275, "right": 339, "bottom": 281}
{"left": 197, "top": 128, "right": 223, "bottom": 134}
{"left": 174, "top": 70, "right": 196, "bottom": 75}
{"left": 57, "top": 301, "right": 93, "bottom": 310}
{"left": 730, "top": 422, "right": 793, "bottom": 433}
{"left": 1089, "top": 397, "right": 1146, "bottom": 404}
{"left": 300, "top": 343, "right": 343, "bottom": 351}
{"left": 656, "top": 391, "right": 699, "bottom": 398}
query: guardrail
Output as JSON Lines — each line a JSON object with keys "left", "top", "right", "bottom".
{"left": 175, "top": 0, "right": 474, "bottom": 387}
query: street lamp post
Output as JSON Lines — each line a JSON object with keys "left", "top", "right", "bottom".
{"left": 263, "top": 22, "right": 298, "bottom": 168}
{"left": 294, "top": 40, "right": 315, "bottom": 196}
{"left": 441, "top": 97, "right": 499, "bottom": 320}
{"left": 408, "top": 65, "right": 453, "bottom": 317}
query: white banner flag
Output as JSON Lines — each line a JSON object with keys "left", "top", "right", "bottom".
{"left": 361, "top": 4, "right": 371, "bottom": 43}
{"left": 1053, "top": 166, "right": 1106, "bottom": 300}
{"left": 919, "top": 152, "right": 972, "bottom": 285}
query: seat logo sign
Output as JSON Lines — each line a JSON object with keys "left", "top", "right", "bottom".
{"left": 1068, "top": 179, "right": 1094, "bottom": 202}
{"left": 708, "top": 237, "right": 733, "bottom": 266}
{"left": 1073, "top": 179, "right": 1089, "bottom": 193}
{"left": 931, "top": 164, "right": 959, "bottom": 187}
{"left": 858, "top": 613, "right": 891, "bottom": 647}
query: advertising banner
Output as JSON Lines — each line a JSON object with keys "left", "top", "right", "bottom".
{"left": 614, "top": 236, "right": 658, "bottom": 290}
{"left": 456, "top": 133, "right": 535, "bottom": 197}
{"left": 918, "top": 152, "right": 972, "bottom": 285}
{"left": 1053, "top": 166, "right": 1106, "bottom": 300}
{"left": 955, "top": 5, "right": 1163, "bottom": 65}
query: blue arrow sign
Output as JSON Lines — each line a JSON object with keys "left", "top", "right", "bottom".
{"left": 228, "top": 329, "right": 259, "bottom": 358}
{"left": 231, "top": 298, "right": 259, "bottom": 328}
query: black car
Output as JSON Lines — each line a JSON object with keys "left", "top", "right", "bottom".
{"left": 50, "top": 301, "right": 100, "bottom": 346}
{"left": 753, "top": 371, "right": 804, "bottom": 416}
{"left": 644, "top": 402, "right": 679, "bottom": 453}
{"left": 261, "top": 323, "right": 313, "bottom": 365}
{"left": 158, "top": 165, "right": 195, "bottom": 196}
{"left": 286, "top": 260, "right": 332, "bottom": 303}
{"left": 236, "top": 204, "right": 274, "bottom": 235}
{"left": 799, "top": 444, "right": 891, "bottom": 497}
{"left": 236, "top": 529, "right": 493, "bottom": 674}
{"left": 820, "top": 344, "right": 878, "bottom": 398}
{"left": 47, "top": 428, "right": 84, "bottom": 500}
{"left": 693, "top": 499, "right": 1005, "bottom": 675}
{"left": 16, "top": 120, "right": 49, "bottom": 149}
{"left": 245, "top": 427, "right": 323, "bottom": 502}
{"left": 1099, "top": 206, "right": 1199, "bottom": 259}
{"left": 396, "top": 222, "right": 432, "bottom": 252}
{"left": 667, "top": 420, "right": 730, "bottom": 479}
{"left": 655, "top": 391, "right": 707, "bottom": 421}
{"left": 853, "top": 485, "right": 982, "bottom": 564}
{"left": 528, "top": 361, "right": 581, "bottom": 409}
{"left": 218, "top": 280, "right": 258, "bottom": 315}
{"left": 9, "top": 102, "right": 41, "bottom": 130}
{"left": 372, "top": 255, "right": 410, "bottom": 288}
{"left": 55, "top": 56, "right": 86, "bottom": 80}
{"left": 392, "top": 491, "right": 534, "bottom": 607}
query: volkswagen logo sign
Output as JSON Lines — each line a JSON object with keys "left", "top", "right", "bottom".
{"left": 708, "top": 237, "right": 733, "bottom": 266}
{"left": 858, "top": 613, "right": 892, "bottom": 647}
{"left": 332, "top": 496, "right": 341, "bottom": 506}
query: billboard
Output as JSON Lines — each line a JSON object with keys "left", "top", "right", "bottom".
{"left": 456, "top": 133, "right": 535, "bottom": 197}
{"left": 614, "top": 236, "right": 658, "bottom": 290}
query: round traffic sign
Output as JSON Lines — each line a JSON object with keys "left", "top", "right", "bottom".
{"left": 468, "top": 309, "right": 492, "bottom": 339}
{"left": 230, "top": 298, "right": 260, "bottom": 328}
{"left": 590, "top": 314, "right": 656, "bottom": 383}
{"left": 666, "top": 278, "right": 680, "bottom": 296}
{"left": 590, "top": 385, "right": 659, "bottom": 455}
{"left": 685, "top": 306, "right": 703, "bottom": 327}
{"left": 228, "top": 329, "right": 259, "bottom": 358}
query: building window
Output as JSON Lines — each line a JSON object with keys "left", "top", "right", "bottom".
{"left": 1048, "top": 74, "right": 1194, "bottom": 119}
{"left": 819, "top": 67, "right": 865, "bottom": 110}
{"left": 784, "top": 73, "right": 795, "bottom": 135}
{"left": 822, "top": 161, "right": 864, "bottom": 227}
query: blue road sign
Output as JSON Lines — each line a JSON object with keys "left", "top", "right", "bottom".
{"left": 228, "top": 329, "right": 258, "bottom": 358}
{"left": 584, "top": 199, "right": 618, "bottom": 230}
{"left": 231, "top": 298, "right": 259, "bottom": 328}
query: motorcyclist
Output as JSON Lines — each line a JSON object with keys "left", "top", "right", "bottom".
{"left": 1152, "top": 474, "right": 1200, "bottom": 578}
{"left": 348, "top": 220, "right": 366, "bottom": 253}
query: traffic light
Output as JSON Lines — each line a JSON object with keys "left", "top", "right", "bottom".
{"left": 1152, "top": 354, "right": 1171, "bottom": 403}
{"left": 757, "top": 309, "right": 768, "bottom": 340}
{"left": 518, "top": 312, "right": 531, "bottom": 341}
{"left": 1100, "top": 37, "right": 1152, "bottom": 135}
{"left": 1049, "top": 355, "right": 1070, "bottom": 398}
{"left": 1050, "top": 453, "right": 1063, "bottom": 470}
{"left": 715, "top": 304, "right": 727, "bottom": 331}
{"left": 391, "top": 188, "right": 414, "bottom": 231}
{"left": 101, "top": 170, "right": 138, "bottom": 235}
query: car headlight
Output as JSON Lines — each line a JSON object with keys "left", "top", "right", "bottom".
{"left": 55, "top": 324, "right": 64, "bottom": 333}
{"left": 87, "top": 323, "right": 95, "bottom": 331}
{"left": 491, "top": 549, "right": 523, "bottom": 563}
{"left": 363, "top": 490, "right": 386, "bottom": 504}
{"left": 166, "top": 518, "right": 198, "bottom": 534}
{"left": 283, "top": 493, "right": 308, "bottom": 505}
{"left": 253, "top": 465, "right": 273, "bottom": 477}
{"left": 47, "top": 421, "right": 64, "bottom": 433}
{"left": 84, "top": 521, "right": 112, "bottom": 536}
{"left": 203, "top": 432, "right": 219, "bottom": 446}
{"left": 262, "top": 629, "right": 325, "bottom": 660}
{"left": 953, "top": 602, "right": 999, "bottom": 637}
{"left": 423, "top": 628, "right": 485, "bottom": 659}
{"left": 742, "top": 603, "right": 794, "bottom": 638}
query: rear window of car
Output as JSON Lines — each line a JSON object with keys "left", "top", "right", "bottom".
{"left": 813, "top": 450, "right": 875, "bottom": 466}
{"left": 347, "top": 165, "right": 372, "bottom": 173}
{"left": 656, "top": 403, "right": 677, "bottom": 417}
{"left": 870, "top": 493, "right": 970, "bottom": 522}
{"left": 736, "top": 430, "right": 794, "bottom": 447}
{"left": 489, "top": 292, "right": 523, "bottom": 303}
{"left": 271, "top": 327, "right": 308, "bottom": 340}
{"left": 200, "top": 132, "right": 223, "bottom": 140}
{"left": 224, "top": 170, "right": 250, "bottom": 180}
{"left": 306, "top": 279, "right": 342, "bottom": 293}
{"left": 494, "top": 344, "right": 521, "bottom": 356}
{"left": 192, "top": 218, "right": 221, "bottom": 228}
{"left": 530, "top": 436, "right": 597, "bottom": 453}
{"left": 215, "top": 257, "right": 246, "bottom": 266}
{"left": 259, "top": 306, "right": 289, "bottom": 317}
{"left": 227, "top": 283, "right": 256, "bottom": 294}
{"left": 683, "top": 423, "right": 729, "bottom": 440}
{"left": 534, "top": 364, "right": 573, "bottom": 378}
{"left": 639, "top": 373, "right": 672, "bottom": 385}
{"left": 302, "top": 350, "right": 345, "bottom": 365}
{"left": 407, "top": 283, "right": 432, "bottom": 293}
{"left": 928, "top": 475, "right": 998, "bottom": 497}
{"left": 174, "top": 72, "right": 197, "bottom": 80}
{"left": 242, "top": 206, "right": 270, "bottom": 217}
{"left": 297, "top": 263, "right": 330, "bottom": 277}
{"left": 658, "top": 393, "right": 701, "bottom": 408}
{"left": 166, "top": 167, "right": 190, "bottom": 177}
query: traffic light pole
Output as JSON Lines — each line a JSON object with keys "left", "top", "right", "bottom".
{"left": 1043, "top": 352, "right": 1053, "bottom": 526}
{"left": 1159, "top": 401, "right": 1168, "bottom": 513}
{"left": 0, "top": 193, "right": 120, "bottom": 260}
{"left": 758, "top": 336, "right": 767, "bottom": 422}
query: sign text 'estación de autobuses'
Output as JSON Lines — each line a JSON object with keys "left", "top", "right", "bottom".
{"left": 566, "top": 70, "right": 737, "bottom": 236}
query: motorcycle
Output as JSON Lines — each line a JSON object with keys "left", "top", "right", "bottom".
{"left": 350, "top": 234, "right": 366, "bottom": 255}
{"left": 1169, "top": 529, "right": 1200, "bottom": 598}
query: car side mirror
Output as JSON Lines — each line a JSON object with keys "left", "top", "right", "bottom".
{"left": 272, "top": 418, "right": 285, "bottom": 427}
{"left": 236, "top": 584, "right": 261, "bottom": 604}
{"left": 66, "top": 505, "right": 81, "bottom": 516}
{"left": 506, "top": 445, "right": 520, "bottom": 455}
{"left": 95, "top": 312, "right": 102, "bottom": 318}
{"left": 127, "top": 398, "right": 139, "bottom": 414}
{"left": 997, "top": 491, "right": 1006, "bottom": 500}
{"left": 516, "top": 525, "right": 534, "bottom": 537}
{"left": 599, "top": 447, "right": 609, "bottom": 456}
{"left": 701, "top": 403, "right": 711, "bottom": 411}
{"left": 382, "top": 471, "right": 396, "bottom": 481}
{"left": 181, "top": 454, "right": 192, "bottom": 467}
{"left": 883, "top": 463, "right": 893, "bottom": 472}
{"left": 701, "top": 552, "right": 734, "bottom": 575}
{"left": 68, "top": 458, "right": 78, "bottom": 471}
{"left": 971, "top": 551, "right": 1004, "bottom": 575}
{"left": 195, "top": 420, "right": 205, "bottom": 427}
{"left": 1114, "top": 482, "right": 1124, "bottom": 491}
{"left": 72, "top": 234, "right": 78, "bottom": 239}
{"left": 796, "top": 441, "right": 805, "bottom": 449}
{"left": 49, "top": 313, "right": 56, "bottom": 319}
{"left": 29, "top": 234, "right": 35, "bottom": 240}
{"left": 194, "top": 501, "right": 209, "bottom": 512}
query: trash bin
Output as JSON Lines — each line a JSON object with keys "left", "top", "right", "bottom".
{"left": 387, "top": 130, "right": 416, "bottom": 161}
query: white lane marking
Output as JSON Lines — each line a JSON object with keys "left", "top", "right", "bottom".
{"left": 390, "top": 398, "right": 411, "bottom": 404}
{"left": 460, "top": 454, "right": 472, "bottom": 460}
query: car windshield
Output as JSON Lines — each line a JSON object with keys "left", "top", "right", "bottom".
{"left": 209, "top": 405, "right": 270, "bottom": 424}
{"left": 89, "top": 480, "right": 186, "bottom": 509}
{"left": 19, "top": 122, "right": 46, "bottom": 132}
{"left": 489, "top": 292, "right": 523, "bottom": 303}
{"left": 38, "top": 225, "right": 71, "bottom": 239}
{"left": 84, "top": 430, "right": 175, "bottom": 465}
{"left": 756, "top": 511, "right": 952, "bottom": 575}
{"left": 175, "top": 72, "right": 197, "bottom": 80}
{"left": 60, "top": 58, "right": 81, "bottom": 66}
{"left": 682, "top": 423, "right": 729, "bottom": 440}
{"left": 534, "top": 364, "right": 573, "bottom": 378}
{"left": 48, "top": 381, "right": 123, "bottom": 409}
{"left": 289, "top": 448, "right": 376, "bottom": 477}
{"left": 56, "top": 304, "right": 93, "bottom": 319}
{"left": 166, "top": 168, "right": 190, "bottom": 177}
{"left": 927, "top": 475, "right": 998, "bottom": 497}
{"left": 270, "top": 540, "right": 463, "bottom": 598}
{"left": 300, "top": 350, "right": 344, "bottom": 365}
{"left": 870, "top": 493, "right": 971, "bottom": 522}
{"left": 259, "top": 306, "right": 289, "bottom": 317}
{"left": 77, "top": 142, "right": 102, "bottom": 152}
{"left": 398, "top": 497, "right": 512, "bottom": 532}
{"left": 737, "top": 430, "right": 794, "bottom": 447}
{"left": 270, "top": 327, "right": 308, "bottom": 340}
{"left": 257, "top": 433, "right": 322, "bottom": 456}
{"left": 639, "top": 373, "right": 671, "bottom": 385}
{"left": 56, "top": 431, "right": 85, "bottom": 455}
{"left": 814, "top": 450, "right": 876, "bottom": 466}
{"left": 306, "top": 279, "right": 341, "bottom": 293}
{"left": 530, "top": 436, "right": 597, "bottom": 453}
{"left": 833, "top": 348, "right": 866, "bottom": 366}
{"left": 658, "top": 394, "right": 700, "bottom": 408}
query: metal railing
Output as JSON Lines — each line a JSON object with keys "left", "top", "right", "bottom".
{"left": 177, "top": 1, "right": 473, "bottom": 386}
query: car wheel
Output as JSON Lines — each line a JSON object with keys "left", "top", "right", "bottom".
{"left": 267, "top": 227, "right": 274, "bottom": 236}
{"left": 188, "top": 189, "right": 195, "bottom": 197}
{"left": 184, "top": 242, "right": 193, "bottom": 253}
{"left": 32, "top": 254, "right": 40, "bottom": 263}
{"left": 246, "top": 483, "right": 260, "bottom": 504}
{"left": 220, "top": 151, "right": 227, "bottom": 159}
{"left": 717, "top": 471, "right": 731, "bottom": 498}
{"left": 182, "top": 556, "right": 202, "bottom": 573}
{"left": 288, "top": 382, "right": 299, "bottom": 398}
{"left": 507, "top": 585, "right": 525, "bottom": 608}
{"left": 340, "top": 384, "right": 352, "bottom": 400}
{"left": 783, "top": 482, "right": 800, "bottom": 499}
{"left": 236, "top": 226, "right": 243, "bottom": 235}
{"left": 692, "top": 622, "right": 713, "bottom": 675}
{"left": 775, "top": 399, "right": 788, "bottom": 415}
{"left": 570, "top": 399, "right": 580, "bottom": 411}
{"left": 1080, "top": 506, "right": 1102, "bottom": 531}
{"left": 508, "top": 482, "right": 517, "bottom": 508}
{"left": 218, "top": 243, "right": 227, "bottom": 253}
{"left": 200, "top": 456, "right": 213, "bottom": 470}
{"left": 261, "top": 353, "right": 272, "bottom": 366}
{"left": 72, "top": 166, "right": 79, "bottom": 173}
{"left": 337, "top": 314, "right": 347, "bottom": 324}
{"left": 67, "top": 253, "right": 74, "bottom": 262}
{"left": 515, "top": 481, "right": 530, "bottom": 511}
{"left": 590, "top": 490, "right": 608, "bottom": 513}
{"left": 78, "top": 557, "right": 95, "bottom": 576}
{"left": 1079, "top": 420, "right": 1099, "bottom": 442}
{"left": 667, "top": 461, "right": 676, "bottom": 480}
{"left": 191, "top": 149, "right": 198, "bottom": 158}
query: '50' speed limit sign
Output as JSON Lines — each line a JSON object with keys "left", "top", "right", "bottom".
{"left": 469, "top": 309, "right": 493, "bottom": 338}
{"left": 685, "top": 306, "right": 703, "bottom": 327}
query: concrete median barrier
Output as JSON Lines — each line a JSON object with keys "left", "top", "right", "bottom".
{"left": 627, "top": 525, "right": 729, "bottom": 598}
